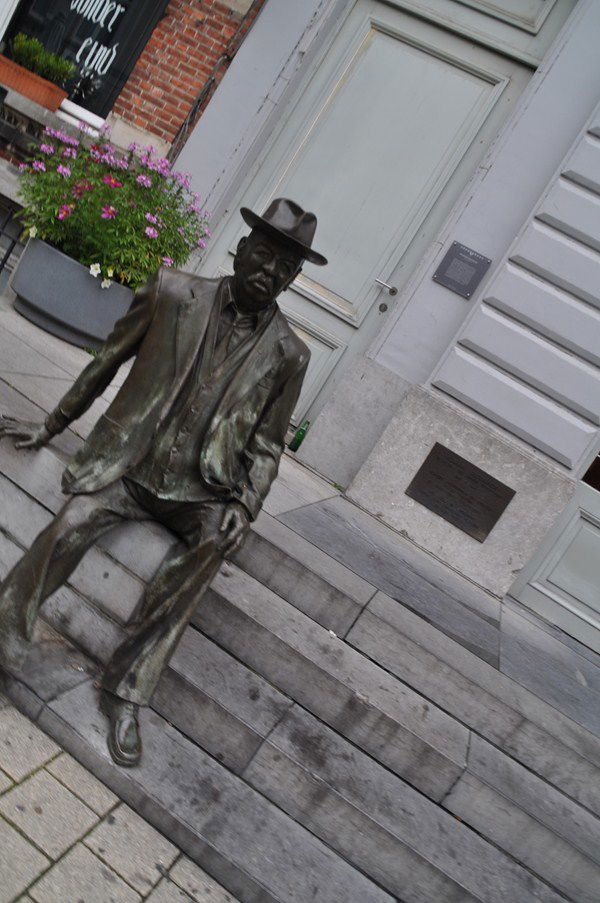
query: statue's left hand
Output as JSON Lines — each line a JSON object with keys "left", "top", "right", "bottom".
{"left": 220, "top": 502, "right": 250, "bottom": 558}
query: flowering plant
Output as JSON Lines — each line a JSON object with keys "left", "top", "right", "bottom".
{"left": 18, "top": 126, "right": 210, "bottom": 289}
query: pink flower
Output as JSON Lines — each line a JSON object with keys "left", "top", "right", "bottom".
{"left": 162, "top": 256, "right": 174, "bottom": 267}
{"left": 39, "top": 143, "right": 55, "bottom": 155}
{"left": 197, "top": 238, "right": 206, "bottom": 249}
{"left": 72, "top": 180, "right": 93, "bottom": 198}
{"left": 103, "top": 174, "right": 122, "bottom": 188}
{"left": 56, "top": 164, "right": 71, "bottom": 178}
{"left": 145, "top": 226, "right": 158, "bottom": 239}
{"left": 32, "top": 160, "right": 46, "bottom": 172}
{"left": 101, "top": 205, "right": 117, "bottom": 220}
{"left": 18, "top": 163, "right": 28, "bottom": 172}
{"left": 62, "top": 147, "right": 77, "bottom": 159}
{"left": 57, "top": 204, "right": 74, "bottom": 221}
{"left": 145, "top": 212, "right": 157, "bottom": 223}
{"left": 136, "top": 174, "right": 152, "bottom": 188}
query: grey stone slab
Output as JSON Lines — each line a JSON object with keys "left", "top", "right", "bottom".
{"left": 297, "top": 357, "right": 409, "bottom": 488}
{"left": 155, "top": 627, "right": 293, "bottom": 771}
{"left": 41, "top": 583, "right": 124, "bottom": 664}
{"left": 195, "top": 564, "right": 469, "bottom": 801}
{"left": 0, "top": 705, "right": 59, "bottom": 781}
{"left": 350, "top": 591, "right": 600, "bottom": 813}
{"left": 0, "top": 379, "right": 81, "bottom": 459}
{"left": 0, "top": 767, "right": 13, "bottom": 793}
{"left": 0, "top": 818, "right": 50, "bottom": 903}
{"left": 445, "top": 772, "right": 600, "bottom": 903}
{"left": 279, "top": 497, "right": 501, "bottom": 664}
{"left": 42, "top": 681, "right": 394, "bottom": 903}
{"left": 145, "top": 880, "right": 193, "bottom": 902}
{"left": 233, "top": 528, "right": 365, "bottom": 636}
{"left": 47, "top": 752, "right": 118, "bottom": 816}
{"left": 263, "top": 454, "right": 339, "bottom": 516}
{"left": 0, "top": 769, "right": 98, "bottom": 858}
{"left": 501, "top": 605, "right": 600, "bottom": 736}
{"left": 244, "top": 705, "right": 566, "bottom": 903}
{"left": 8, "top": 620, "right": 98, "bottom": 702}
{"left": 250, "top": 510, "right": 375, "bottom": 603}
{"left": 29, "top": 843, "right": 141, "bottom": 903}
{"left": 85, "top": 803, "right": 178, "bottom": 895}
{"left": 466, "top": 734, "right": 600, "bottom": 866}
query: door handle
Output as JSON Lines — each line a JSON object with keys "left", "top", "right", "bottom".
{"left": 375, "top": 278, "right": 398, "bottom": 296}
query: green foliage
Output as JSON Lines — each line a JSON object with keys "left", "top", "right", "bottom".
{"left": 18, "top": 126, "right": 211, "bottom": 290}
{"left": 11, "top": 33, "right": 76, "bottom": 87}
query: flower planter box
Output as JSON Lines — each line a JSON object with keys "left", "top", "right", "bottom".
{"left": 11, "top": 239, "right": 134, "bottom": 351}
{"left": 0, "top": 55, "right": 68, "bottom": 112}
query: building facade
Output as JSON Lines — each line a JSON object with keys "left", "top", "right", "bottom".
{"left": 178, "top": 0, "right": 600, "bottom": 664}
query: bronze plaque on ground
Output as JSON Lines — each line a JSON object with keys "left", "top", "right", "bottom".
{"left": 405, "top": 443, "right": 515, "bottom": 542}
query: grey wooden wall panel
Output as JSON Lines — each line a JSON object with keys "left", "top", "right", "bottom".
{"left": 511, "top": 221, "right": 600, "bottom": 307}
{"left": 459, "top": 306, "right": 600, "bottom": 424}
{"left": 486, "top": 266, "right": 600, "bottom": 367}
{"left": 433, "top": 348, "right": 597, "bottom": 468}
{"left": 563, "top": 135, "right": 600, "bottom": 195}
{"left": 432, "top": 111, "right": 600, "bottom": 470}
{"left": 537, "top": 178, "right": 600, "bottom": 251}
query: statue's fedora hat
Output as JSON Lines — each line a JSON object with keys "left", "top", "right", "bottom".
{"left": 240, "top": 198, "right": 327, "bottom": 266}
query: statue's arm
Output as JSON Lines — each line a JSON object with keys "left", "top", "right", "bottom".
{"left": 238, "top": 351, "right": 309, "bottom": 521}
{"left": 0, "top": 271, "right": 162, "bottom": 448}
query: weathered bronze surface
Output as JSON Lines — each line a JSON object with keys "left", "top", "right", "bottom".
{"left": 0, "top": 197, "right": 326, "bottom": 767}
{"left": 405, "top": 443, "right": 515, "bottom": 542}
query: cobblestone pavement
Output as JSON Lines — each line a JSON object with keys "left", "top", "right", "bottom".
{"left": 0, "top": 693, "right": 238, "bottom": 903}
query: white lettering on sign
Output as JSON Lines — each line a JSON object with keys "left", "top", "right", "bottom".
{"left": 70, "top": 0, "right": 126, "bottom": 33}
{"left": 76, "top": 36, "right": 119, "bottom": 75}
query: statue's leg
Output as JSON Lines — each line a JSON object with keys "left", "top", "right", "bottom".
{"left": 0, "top": 482, "right": 151, "bottom": 670}
{"left": 102, "top": 501, "right": 228, "bottom": 707}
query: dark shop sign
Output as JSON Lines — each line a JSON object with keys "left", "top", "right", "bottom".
{"left": 5, "top": 0, "right": 170, "bottom": 117}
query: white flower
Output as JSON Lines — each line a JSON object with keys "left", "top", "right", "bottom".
{"left": 29, "top": 226, "right": 38, "bottom": 238}
{"left": 89, "top": 263, "right": 101, "bottom": 278}
{"left": 100, "top": 279, "right": 111, "bottom": 289}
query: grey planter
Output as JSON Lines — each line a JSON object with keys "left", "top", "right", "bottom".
{"left": 11, "top": 238, "right": 134, "bottom": 351}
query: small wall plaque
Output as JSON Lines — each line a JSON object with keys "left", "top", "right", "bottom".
{"left": 405, "top": 443, "right": 515, "bottom": 542}
{"left": 432, "top": 242, "right": 491, "bottom": 298}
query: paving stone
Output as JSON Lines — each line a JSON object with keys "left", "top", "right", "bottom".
{"left": 169, "top": 855, "right": 238, "bottom": 902}
{"left": 0, "top": 817, "right": 49, "bottom": 903}
{"left": 85, "top": 803, "right": 178, "bottom": 895}
{"left": 0, "top": 768, "right": 13, "bottom": 793}
{"left": 279, "top": 496, "right": 501, "bottom": 664}
{"left": 145, "top": 879, "right": 193, "bottom": 901}
{"left": 29, "top": 843, "right": 141, "bottom": 903}
{"left": 0, "top": 769, "right": 98, "bottom": 858}
{"left": 197, "top": 564, "right": 469, "bottom": 801}
{"left": 0, "top": 705, "right": 59, "bottom": 780}
{"left": 43, "top": 681, "right": 394, "bottom": 903}
{"left": 445, "top": 772, "right": 600, "bottom": 903}
{"left": 349, "top": 591, "right": 600, "bottom": 815}
{"left": 244, "top": 705, "right": 565, "bottom": 903}
{"left": 47, "top": 752, "right": 118, "bottom": 816}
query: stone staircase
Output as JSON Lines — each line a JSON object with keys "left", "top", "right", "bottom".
{"left": 0, "top": 298, "right": 599, "bottom": 902}
{"left": 1, "top": 433, "right": 600, "bottom": 902}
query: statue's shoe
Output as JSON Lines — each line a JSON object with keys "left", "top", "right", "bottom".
{"left": 100, "top": 691, "right": 142, "bottom": 768}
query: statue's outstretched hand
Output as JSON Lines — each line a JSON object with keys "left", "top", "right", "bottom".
{"left": 0, "top": 416, "right": 52, "bottom": 450}
{"left": 220, "top": 501, "right": 250, "bottom": 558}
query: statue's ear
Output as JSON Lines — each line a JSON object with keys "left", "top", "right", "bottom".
{"left": 283, "top": 262, "right": 303, "bottom": 292}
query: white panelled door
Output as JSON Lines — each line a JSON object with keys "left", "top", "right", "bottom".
{"left": 201, "top": 0, "right": 534, "bottom": 423}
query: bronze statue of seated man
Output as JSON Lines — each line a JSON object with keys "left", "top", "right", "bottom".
{"left": 0, "top": 198, "right": 326, "bottom": 767}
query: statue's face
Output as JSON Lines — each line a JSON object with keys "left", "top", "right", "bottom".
{"left": 232, "top": 230, "right": 303, "bottom": 312}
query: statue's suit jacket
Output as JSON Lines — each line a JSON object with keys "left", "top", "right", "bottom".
{"left": 51, "top": 268, "right": 310, "bottom": 520}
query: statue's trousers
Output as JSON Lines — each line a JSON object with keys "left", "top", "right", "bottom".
{"left": 0, "top": 479, "right": 227, "bottom": 705}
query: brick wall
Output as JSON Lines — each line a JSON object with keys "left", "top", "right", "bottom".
{"left": 110, "top": 0, "right": 266, "bottom": 149}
